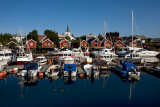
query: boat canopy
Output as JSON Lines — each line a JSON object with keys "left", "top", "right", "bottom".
{"left": 121, "top": 62, "right": 138, "bottom": 72}
{"left": 24, "top": 63, "right": 38, "bottom": 70}
{"left": 64, "top": 64, "right": 76, "bottom": 72}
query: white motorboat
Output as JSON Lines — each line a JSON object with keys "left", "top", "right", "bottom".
{"left": 58, "top": 49, "right": 74, "bottom": 64}
{"left": 35, "top": 55, "right": 47, "bottom": 65}
{"left": 83, "top": 64, "right": 99, "bottom": 77}
{"left": 124, "top": 53, "right": 144, "bottom": 64}
{"left": 17, "top": 63, "right": 42, "bottom": 77}
{"left": 128, "top": 47, "right": 159, "bottom": 57}
{"left": 80, "top": 50, "right": 92, "bottom": 65}
{"left": 0, "top": 49, "right": 12, "bottom": 65}
{"left": 100, "top": 48, "right": 117, "bottom": 57}
{"left": 72, "top": 48, "right": 84, "bottom": 58}
{"left": 45, "top": 65, "right": 60, "bottom": 77}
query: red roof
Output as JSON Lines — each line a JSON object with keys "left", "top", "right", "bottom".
{"left": 38, "top": 35, "right": 46, "bottom": 41}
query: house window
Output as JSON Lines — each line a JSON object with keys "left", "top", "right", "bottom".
{"left": 117, "top": 44, "right": 119, "bottom": 46}
{"left": 120, "top": 44, "right": 122, "bottom": 46}
{"left": 81, "top": 43, "right": 83, "bottom": 46}
{"left": 108, "top": 44, "right": 110, "bottom": 46}
{"left": 48, "top": 43, "right": 50, "bottom": 46}
{"left": 63, "top": 43, "right": 67, "bottom": 46}
{"left": 45, "top": 43, "right": 47, "bottom": 46}
{"left": 30, "top": 43, "right": 33, "bottom": 46}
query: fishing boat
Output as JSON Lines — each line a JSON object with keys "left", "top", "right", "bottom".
{"left": 17, "top": 62, "right": 42, "bottom": 77}
{"left": 16, "top": 47, "right": 33, "bottom": 65}
{"left": 35, "top": 55, "right": 47, "bottom": 65}
{"left": 112, "top": 61, "right": 140, "bottom": 78}
{"left": 80, "top": 50, "right": 92, "bottom": 65}
{"left": 83, "top": 64, "right": 99, "bottom": 77}
{"left": 45, "top": 65, "right": 60, "bottom": 77}
{"left": 58, "top": 49, "right": 74, "bottom": 64}
{"left": 64, "top": 64, "right": 77, "bottom": 77}
{"left": 95, "top": 52, "right": 113, "bottom": 65}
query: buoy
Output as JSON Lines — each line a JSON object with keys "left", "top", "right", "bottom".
{"left": 73, "top": 62, "right": 76, "bottom": 64}
{"left": 12, "top": 68, "right": 15, "bottom": 72}
{"left": 99, "top": 57, "right": 101, "bottom": 60}
{"left": 39, "top": 73, "right": 43, "bottom": 79}
{"left": 79, "top": 73, "right": 84, "bottom": 79}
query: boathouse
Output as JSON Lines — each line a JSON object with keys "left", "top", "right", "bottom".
{"left": 80, "top": 40, "right": 87, "bottom": 48}
{"left": 42, "top": 38, "right": 54, "bottom": 48}
{"left": 114, "top": 40, "right": 124, "bottom": 48}
{"left": 59, "top": 38, "right": 70, "bottom": 48}
{"left": 87, "top": 38, "right": 101, "bottom": 48}
{"left": 27, "top": 39, "right": 37, "bottom": 48}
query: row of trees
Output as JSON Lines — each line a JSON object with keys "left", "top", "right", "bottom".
{"left": 0, "top": 33, "right": 17, "bottom": 45}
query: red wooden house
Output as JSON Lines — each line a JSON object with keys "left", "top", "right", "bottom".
{"left": 87, "top": 38, "right": 101, "bottom": 48}
{"left": 130, "top": 41, "right": 137, "bottom": 47}
{"left": 114, "top": 40, "right": 124, "bottom": 48}
{"left": 42, "top": 38, "right": 54, "bottom": 48}
{"left": 59, "top": 38, "right": 70, "bottom": 48}
{"left": 27, "top": 39, "right": 37, "bottom": 48}
{"left": 80, "top": 40, "right": 87, "bottom": 48}
{"left": 105, "top": 40, "right": 112, "bottom": 48}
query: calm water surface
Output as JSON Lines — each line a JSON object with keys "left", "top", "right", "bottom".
{"left": 0, "top": 70, "right": 159, "bottom": 107}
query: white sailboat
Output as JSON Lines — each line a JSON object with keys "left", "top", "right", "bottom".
{"left": 124, "top": 9, "right": 144, "bottom": 64}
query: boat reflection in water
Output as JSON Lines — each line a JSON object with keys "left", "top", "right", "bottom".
{"left": 19, "top": 76, "right": 39, "bottom": 86}
{"left": 64, "top": 76, "right": 77, "bottom": 85}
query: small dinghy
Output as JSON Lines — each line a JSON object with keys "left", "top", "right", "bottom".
{"left": 64, "top": 64, "right": 77, "bottom": 77}
{"left": 45, "top": 65, "right": 60, "bottom": 77}
{"left": 83, "top": 64, "right": 99, "bottom": 77}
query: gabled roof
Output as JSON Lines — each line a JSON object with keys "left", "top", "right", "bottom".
{"left": 27, "top": 39, "right": 37, "bottom": 43}
{"left": 87, "top": 38, "right": 96, "bottom": 43}
{"left": 42, "top": 38, "right": 54, "bottom": 44}
{"left": 6, "top": 41, "right": 18, "bottom": 45}
{"left": 99, "top": 37, "right": 104, "bottom": 41}
{"left": 59, "top": 38, "right": 70, "bottom": 43}
{"left": 38, "top": 35, "right": 47, "bottom": 42}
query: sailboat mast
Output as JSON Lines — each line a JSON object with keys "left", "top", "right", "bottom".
{"left": 132, "top": 9, "right": 134, "bottom": 47}
{"left": 104, "top": 20, "right": 106, "bottom": 47}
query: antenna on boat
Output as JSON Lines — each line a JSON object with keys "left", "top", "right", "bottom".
{"left": 132, "top": 9, "right": 134, "bottom": 48}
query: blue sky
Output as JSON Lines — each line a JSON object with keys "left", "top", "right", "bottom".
{"left": 0, "top": 0, "right": 160, "bottom": 38}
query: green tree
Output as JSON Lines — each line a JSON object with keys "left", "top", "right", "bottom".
{"left": 72, "top": 37, "right": 80, "bottom": 43}
{"left": 27, "top": 30, "right": 39, "bottom": 43}
{"left": 0, "top": 33, "right": 12, "bottom": 45}
{"left": 98, "top": 34, "right": 104, "bottom": 38}
{"left": 44, "top": 30, "right": 59, "bottom": 43}
{"left": 71, "top": 34, "right": 74, "bottom": 37}
{"left": 80, "top": 35, "right": 86, "bottom": 41}
{"left": 146, "top": 38, "right": 152, "bottom": 43}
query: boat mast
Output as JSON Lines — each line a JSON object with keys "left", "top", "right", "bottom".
{"left": 104, "top": 20, "right": 106, "bottom": 48}
{"left": 132, "top": 9, "right": 134, "bottom": 48}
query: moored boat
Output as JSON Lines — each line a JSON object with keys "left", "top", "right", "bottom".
{"left": 83, "top": 64, "right": 99, "bottom": 77}
{"left": 17, "top": 62, "right": 42, "bottom": 77}
{"left": 35, "top": 55, "right": 47, "bottom": 65}
{"left": 64, "top": 64, "right": 77, "bottom": 77}
{"left": 112, "top": 61, "right": 140, "bottom": 78}
{"left": 45, "top": 65, "right": 60, "bottom": 77}
{"left": 80, "top": 51, "right": 92, "bottom": 65}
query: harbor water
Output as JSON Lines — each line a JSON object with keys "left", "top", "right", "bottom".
{"left": 0, "top": 69, "right": 159, "bottom": 107}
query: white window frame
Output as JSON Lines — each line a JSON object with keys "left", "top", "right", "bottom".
{"left": 48, "top": 43, "right": 50, "bottom": 46}
{"left": 30, "top": 43, "right": 33, "bottom": 46}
